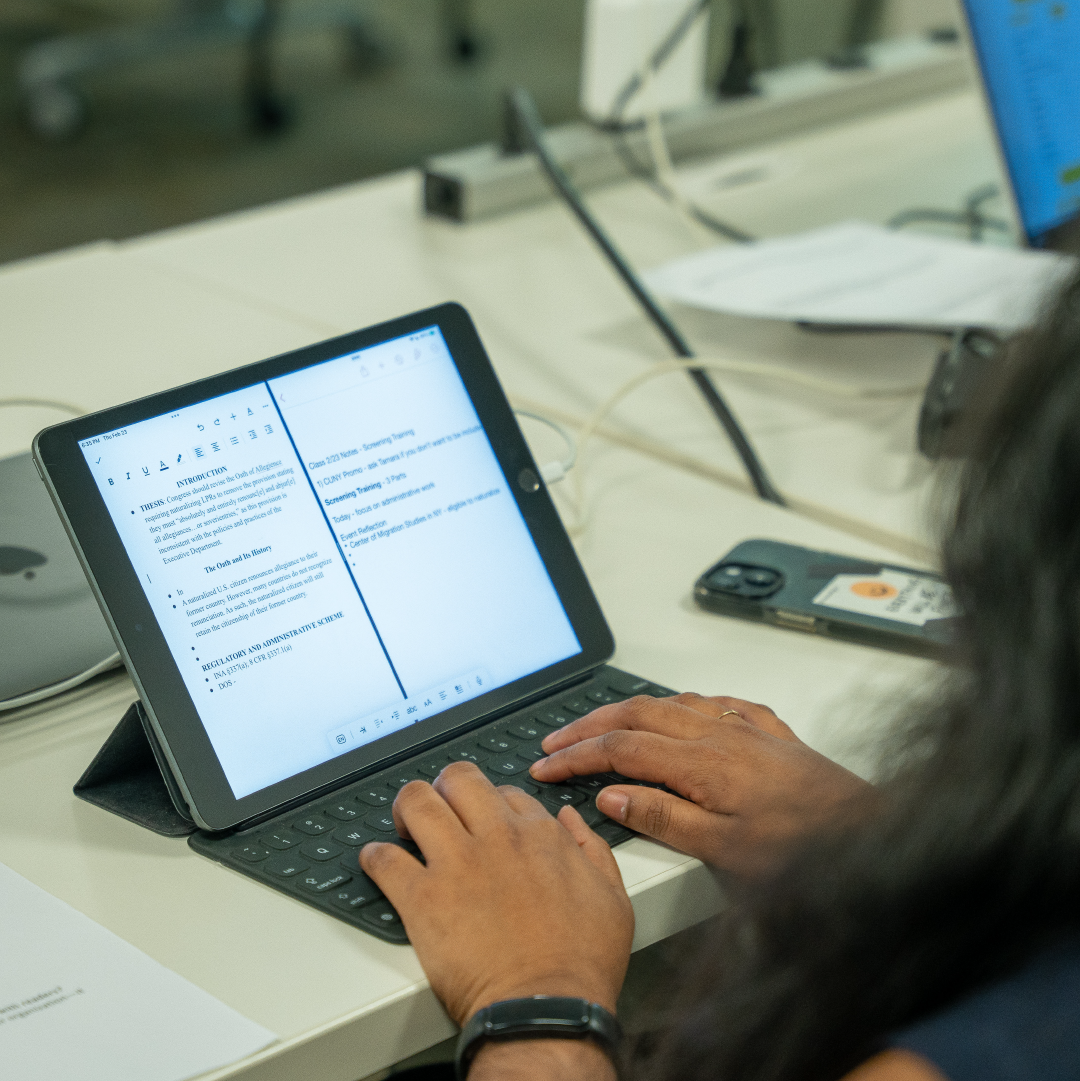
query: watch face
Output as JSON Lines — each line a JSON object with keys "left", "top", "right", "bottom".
{"left": 457, "top": 997, "right": 623, "bottom": 1074}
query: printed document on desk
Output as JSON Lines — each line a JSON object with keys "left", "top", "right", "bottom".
{"left": 643, "top": 221, "right": 1076, "bottom": 331}
{"left": 0, "top": 862, "right": 275, "bottom": 1081}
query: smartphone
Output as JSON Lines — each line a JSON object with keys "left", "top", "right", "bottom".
{"left": 693, "top": 539, "right": 957, "bottom": 657}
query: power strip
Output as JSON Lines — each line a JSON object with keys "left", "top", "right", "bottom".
{"left": 423, "top": 36, "right": 969, "bottom": 223}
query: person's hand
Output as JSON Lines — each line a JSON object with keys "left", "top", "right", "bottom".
{"left": 529, "top": 693, "right": 872, "bottom": 875}
{"left": 359, "top": 762, "right": 634, "bottom": 1027}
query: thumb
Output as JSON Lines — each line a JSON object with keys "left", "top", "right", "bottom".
{"left": 596, "top": 785, "right": 722, "bottom": 860}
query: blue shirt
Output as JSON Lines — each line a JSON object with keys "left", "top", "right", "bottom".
{"left": 892, "top": 941, "right": 1080, "bottom": 1080}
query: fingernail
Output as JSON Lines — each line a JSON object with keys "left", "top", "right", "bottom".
{"left": 529, "top": 758, "right": 548, "bottom": 777}
{"left": 597, "top": 790, "right": 628, "bottom": 822}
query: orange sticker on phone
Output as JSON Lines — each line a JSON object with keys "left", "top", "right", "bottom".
{"left": 850, "top": 580, "right": 898, "bottom": 599}
{"left": 813, "top": 569, "right": 956, "bottom": 626}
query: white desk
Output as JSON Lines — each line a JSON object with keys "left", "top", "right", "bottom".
{"left": 0, "top": 441, "right": 931, "bottom": 1081}
{"left": 0, "top": 87, "right": 980, "bottom": 1080}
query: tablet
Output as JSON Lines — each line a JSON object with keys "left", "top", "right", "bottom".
{"left": 34, "top": 303, "right": 614, "bottom": 832}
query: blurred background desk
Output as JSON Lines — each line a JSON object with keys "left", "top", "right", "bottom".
{"left": 120, "top": 85, "right": 1001, "bottom": 558}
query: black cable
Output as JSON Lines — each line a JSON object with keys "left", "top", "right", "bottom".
{"left": 888, "top": 184, "right": 1008, "bottom": 242}
{"left": 603, "top": 0, "right": 713, "bottom": 125}
{"left": 508, "top": 86, "right": 785, "bottom": 507}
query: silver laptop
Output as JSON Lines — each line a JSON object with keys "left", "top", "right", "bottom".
{"left": 1, "top": 452, "right": 116, "bottom": 703}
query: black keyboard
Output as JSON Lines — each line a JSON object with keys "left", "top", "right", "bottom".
{"left": 189, "top": 666, "right": 675, "bottom": 943}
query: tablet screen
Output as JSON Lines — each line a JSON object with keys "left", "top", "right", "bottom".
{"left": 76, "top": 326, "right": 581, "bottom": 799}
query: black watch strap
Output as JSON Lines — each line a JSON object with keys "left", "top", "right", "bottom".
{"left": 455, "top": 996, "right": 623, "bottom": 1080}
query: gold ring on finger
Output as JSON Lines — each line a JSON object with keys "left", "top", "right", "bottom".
{"left": 718, "top": 709, "right": 741, "bottom": 719}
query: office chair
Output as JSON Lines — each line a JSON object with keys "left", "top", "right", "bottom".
{"left": 17, "top": 0, "right": 384, "bottom": 139}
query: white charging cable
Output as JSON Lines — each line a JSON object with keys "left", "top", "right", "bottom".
{"left": 513, "top": 409, "right": 578, "bottom": 484}
{"left": 0, "top": 652, "right": 124, "bottom": 716}
{"left": 0, "top": 398, "right": 124, "bottom": 718}
{"left": 560, "top": 356, "right": 925, "bottom": 535}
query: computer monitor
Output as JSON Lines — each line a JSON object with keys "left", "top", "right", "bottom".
{"left": 960, "top": 0, "right": 1080, "bottom": 250}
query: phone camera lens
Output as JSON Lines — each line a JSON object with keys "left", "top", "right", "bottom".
{"left": 745, "top": 569, "right": 777, "bottom": 586}
{"left": 709, "top": 565, "right": 745, "bottom": 592}
{"left": 708, "top": 564, "right": 783, "bottom": 599}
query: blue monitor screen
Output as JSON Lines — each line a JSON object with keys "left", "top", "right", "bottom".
{"left": 963, "top": 0, "right": 1080, "bottom": 245}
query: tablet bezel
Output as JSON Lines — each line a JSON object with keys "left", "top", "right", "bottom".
{"left": 34, "top": 303, "right": 614, "bottom": 832}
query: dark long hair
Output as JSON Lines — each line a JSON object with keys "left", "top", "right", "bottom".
{"left": 643, "top": 274, "right": 1080, "bottom": 1081}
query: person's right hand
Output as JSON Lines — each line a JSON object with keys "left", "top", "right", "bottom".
{"left": 529, "top": 692, "right": 872, "bottom": 875}
{"left": 358, "top": 762, "right": 633, "bottom": 1028}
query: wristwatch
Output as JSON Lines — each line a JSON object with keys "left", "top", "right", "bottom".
{"left": 455, "top": 996, "right": 623, "bottom": 1079}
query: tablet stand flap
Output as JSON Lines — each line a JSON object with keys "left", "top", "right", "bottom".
{"left": 74, "top": 701, "right": 196, "bottom": 837}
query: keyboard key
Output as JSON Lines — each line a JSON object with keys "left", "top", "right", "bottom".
{"left": 360, "top": 901, "right": 402, "bottom": 929}
{"left": 535, "top": 711, "right": 573, "bottom": 729}
{"left": 579, "top": 800, "right": 608, "bottom": 827}
{"left": 386, "top": 836, "right": 423, "bottom": 859}
{"left": 385, "top": 772, "right": 418, "bottom": 790}
{"left": 447, "top": 748, "right": 487, "bottom": 764}
{"left": 354, "top": 788, "right": 392, "bottom": 808}
{"left": 233, "top": 845, "right": 268, "bottom": 863}
{"left": 265, "top": 854, "right": 309, "bottom": 878}
{"left": 300, "top": 840, "right": 342, "bottom": 862}
{"left": 324, "top": 802, "right": 360, "bottom": 822}
{"left": 595, "top": 821, "right": 634, "bottom": 845}
{"left": 293, "top": 815, "right": 332, "bottom": 836}
{"left": 560, "top": 698, "right": 591, "bottom": 716}
{"left": 365, "top": 810, "right": 398, "bottom": 833}
{"left": 334, "top": 825, "right": 377, "bottom": 847}
{"left": 605, "top": 673, "right": 653, "bottom": 696}
{"left": 506, "top": 719, "right": 543, "bottom": 740}
{"left": 477, "top": 734, "right": 517, "bottom": 754}
{"left": 504, "top": 781, "right": 539, "bottom": 796}
{"left": 261, "top": 830, "right": 301, "bottom": 850}
{"left": 416, "top": 760, "right": 445, "bottom": 779}
{"left": 542, "top": 787, "right": 586, "bottom": 809}
{"left": 329, "top": 877, "right": 383, "bottom": 912}
{"left": 487, "top": 757, "right": 527, "bottom": 776}
{"left": 574, "top": 775, "right": 615, "bottom": 794}
{"left": 297, "top": 870, "right": 352, "bottom": 894}
{"left": 516, "top": 747, "right": 544, "bottom": 763}
{"left": 586, "top": 689, "right": 619, "bottom": 706}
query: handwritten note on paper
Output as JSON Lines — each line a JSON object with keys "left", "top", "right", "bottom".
{"left": 643, "top": 221, "right": 1077, "bottom": 331}
{"left": 0, "top": 862, "right": 276, "bottom": 1081}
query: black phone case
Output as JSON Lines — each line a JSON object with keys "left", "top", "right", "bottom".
{"left": 693, "top": 539, "right": 956, "bottom": 657}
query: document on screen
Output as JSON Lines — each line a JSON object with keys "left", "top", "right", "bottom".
{"left": 78, "top": 325, "right": 580, "bottom": 799}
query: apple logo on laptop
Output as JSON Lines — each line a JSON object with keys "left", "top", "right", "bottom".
{"left": 0, "top": 545, "right": 46, "bottom": 580}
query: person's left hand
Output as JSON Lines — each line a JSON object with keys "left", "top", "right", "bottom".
{"left": 359, "top": 762, "right": 634, "bottom": 1027}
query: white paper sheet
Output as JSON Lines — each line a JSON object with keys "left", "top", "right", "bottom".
{"left": 643, "top": 221, "right": 1077, "bottom": 331}
{"left": 0, "top": 862, "right": 276, "bottom": 1081}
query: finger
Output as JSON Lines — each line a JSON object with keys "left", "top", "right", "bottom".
{"left": 595, "top": 785, "right": 726, "bottom": 862}
{"left": 540, "top": 695, "right": 718, "bottom": 754}
{"left": 359, "top": 839, "right": 425, "bottom": 897}
{"left": 496, "top": 784, "right": 550, "bottom": 820}
{"left": 557, "top": 806, "right": 626, "bottom": 892}
{"left": 391, "top": 779, "right": 466, "bottom": 849}
{"left": 430, "top": 760, "right": 508, "bottom": 835}
{"left": 730, "top": 700, "right": 800, "bottom": 742}
{"left": 532, "top": 728, "right": 697, "bottom": 785}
